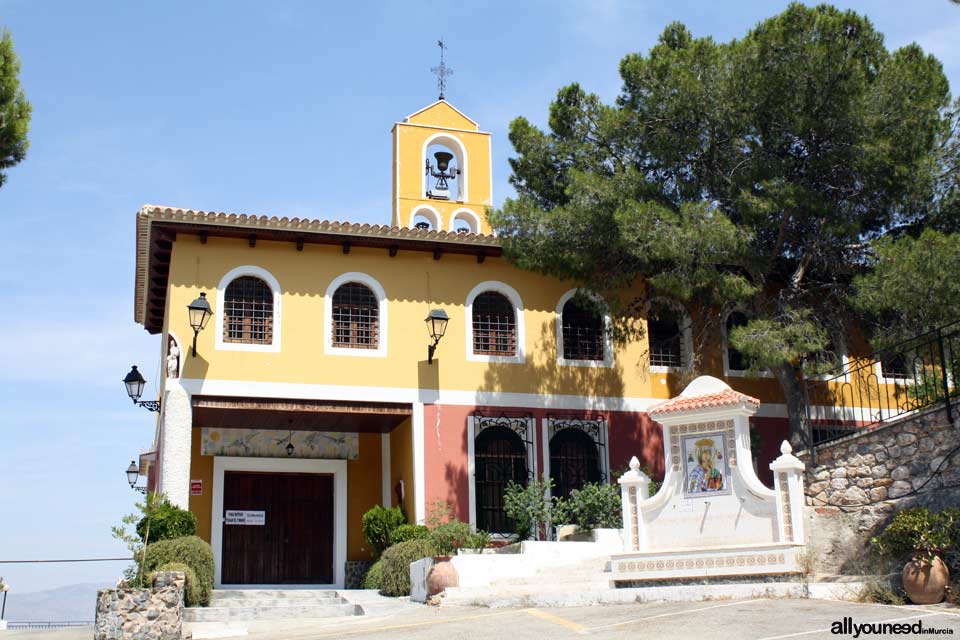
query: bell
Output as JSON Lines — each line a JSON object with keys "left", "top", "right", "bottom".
{"left": 434, "top": 151, "right": 454, "bottom": 172}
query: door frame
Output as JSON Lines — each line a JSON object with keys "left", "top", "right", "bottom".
{"left": 212, "top": 456, "right": 348, "bottom": 589}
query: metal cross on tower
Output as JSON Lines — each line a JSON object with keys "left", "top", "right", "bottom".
{"left": 431, "top": 38, "right": 453, "bottom": 100}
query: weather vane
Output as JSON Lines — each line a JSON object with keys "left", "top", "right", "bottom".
{"left": 431, "top": 38, "right": 453, "bottom": 100}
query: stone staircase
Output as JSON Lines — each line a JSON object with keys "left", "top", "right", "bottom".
{"left": 184, "top": 589, "right": 363, "bottom": 623}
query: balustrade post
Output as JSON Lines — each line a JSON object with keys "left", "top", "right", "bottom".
{"left": 770, "top": 440, "right": 806, "bottom": 545}
{"left": 618, "top": 456, "right": 650, "bottom": 552}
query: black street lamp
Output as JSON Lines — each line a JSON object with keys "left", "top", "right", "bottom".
{"left": 187, "top": 292, "right": 213, "bottom": 357}
{"left": 126, "top": 460, "right": 146, "bottom": 494}
{"left": 425, "top": 309, "right": 449, "bottom": 364}
{"left": 123, "top": 366, "right": 160, "bottom": 412}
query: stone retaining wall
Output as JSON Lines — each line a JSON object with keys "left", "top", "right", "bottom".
{"left": 95, "top": 571, "right": 186, "bottom": 640}
{"left": 799, "top": 405, "right": 960, "bottom": 574}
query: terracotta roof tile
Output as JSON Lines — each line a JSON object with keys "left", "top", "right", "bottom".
{"left": 648, "top": 388, "right": 760, "bottom": 417}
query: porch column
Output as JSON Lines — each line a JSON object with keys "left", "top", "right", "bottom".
{"left": 412, "top": 401, "right": 426, "bottom": 524}
{"left": 770, "top": 440, "right": 806, "bottom": 544}
{"left": 159, "top": 381, "right": 192, "bottom": 509}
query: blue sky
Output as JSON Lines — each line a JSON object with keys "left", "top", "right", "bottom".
{"left": 0, "top": 0, "right": 958, "bottom": 596}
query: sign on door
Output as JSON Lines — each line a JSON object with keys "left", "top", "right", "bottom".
{"left": 225, "top": 510, "right": 266, "bottom": 526}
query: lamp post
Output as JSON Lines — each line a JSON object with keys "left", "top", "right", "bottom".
{"left": 425, "top": 309, "right": 449, "bottom": 364}
{"left": 126, "top": 460, "right": 146, "bottom": 494}
{"left": 187, "top": 292, "right": 213, "bottom": 357}
{"left": 123, "top": 366, "right": 160, "bottom": 412}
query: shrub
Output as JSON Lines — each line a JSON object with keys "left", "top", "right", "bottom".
{"left": 391, "top": 524, "right": 429, "bottom": 545}
{"left": 429, "top": 521, "right": 472, "bottom": 555}
{"left": 142, "top": 536, "right": 214, "bottom": 606}
{"left": 563, "top": 482, "right": 621, "bottom": 532}
{"left": 362, "top": 559, "right": 384, "bottom": 590}
{"left": 136, "top": 498, "right": 197, "bottom": 543}
{"left": 362, "top": 506, "right": 407, "bottom": 558}
{"left": 871, "top": 507, "right": 960, "bottom": 562}
{"left": 465, "top": 530, "right": 491, "bottom": 552}
{"left": 379, "top": 538, "right": 437, "bottom": 597}
{"left": 149, "top": 562, "right": 201, "bottom": 607}
{"left": 503, "top": 479, "right": 555, "bottom": 540}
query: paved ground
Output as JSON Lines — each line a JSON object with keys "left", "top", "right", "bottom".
{"left": 8, "top": 598, "right": 959, "bottom": 639}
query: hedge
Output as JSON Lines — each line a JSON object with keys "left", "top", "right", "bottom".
{"left": 362, "top": 506, "right": 407, "bottom": 558}
{"left": 362, "top": 559, "right": 384, "bottom": 590}
{"left": 391, "top": 524, "right": 430, "bottom": 545}
{"left": 379, "top": 538, "right": 437, "bottom": 597}
{"left": 142, "top": 536, "right": 214, "bottom": 606}
{"left": 136, "top": 499, "right": 197, "bottom": 543}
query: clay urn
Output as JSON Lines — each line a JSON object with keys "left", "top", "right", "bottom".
{"left": 426, "top": 556, "right": 458, "bottom": 596}
{"left": 902, "top": 555, "right": 949, "bottom": 605}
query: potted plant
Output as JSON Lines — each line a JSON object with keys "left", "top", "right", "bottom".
{"left": 872, "top": 508, "right": 954, "bottom": 604}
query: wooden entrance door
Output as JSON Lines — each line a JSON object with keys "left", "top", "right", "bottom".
{"left": 221, "top": 471, "right": 334, "bottom": 585}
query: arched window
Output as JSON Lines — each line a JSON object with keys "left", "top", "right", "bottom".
{"left": 472, "top": 291, "right": 516, "bottom": 356}
{"left": 549, "top": 429, "right": 602, "bottom": 499}
{"left": 474, "top": 426, "right": 528, "bottom": 533}
{"left": 561, "top": 298, "right": 604, "bottom": 362}
{"left": 332, "top": 282, "right": 379, "bottom": 349}
{"left": 648, "top": 301, "right": 687, "bottom": 369}
{"left": 423, "top": 134, "right": 467, "bottom": 201}
{"left": 410, "top": 206, "right": 441, "bottom": 231}
{"left": 725, "top": 312, "right": 749, "bottom": 372}
{"left": 451, "top": 209, "right": 480, "bottom": 234}
{"left": 223, "top": 276, "right": 274, "bottom": 344}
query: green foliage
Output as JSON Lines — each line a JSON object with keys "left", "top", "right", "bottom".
{"left": 428, "top": 521, "right": 472, "bottom": 556}
{"left": 491, "top": 2, "right": 957, "bottom": 444}
{"left": 379, "top": 538, "right": 438, "bottom": 597}
{"left": 558, "top": 482, "right": 622, "bottom": 532}
{"left": 871, "top": 507, "right": 960, "bottom": 562}
{"left": 149, "top": 562, "right": 201, "bottom": 607}
{"left": 854, "top": 229, "right": 960, "bottom": 344}
{"left": 361, "top": 506, "right": 407, "bottom": 558}
{"left": 362, "top": 559, "right": 384, "bottom": 590}
{"left": 503, "top": 478, "right": 555, "bottom": 540}
{"left": 111, "top": 492, "right": 166, "bottom": 586}
{"left": 136, "top": 498, "right": 197, "bottom": 543}
{"left": 0, "top": 29, "right": 31, "bottom": 187}
{"left": 390, "top": 524, "right": 430, "bottom": 545}
{"left": 465, "top": 530, "right": 491, "bottom": 552}
{"left": 142, "top": 536, "right": 214, "bottom": 606}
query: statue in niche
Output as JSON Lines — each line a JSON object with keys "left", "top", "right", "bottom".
{"left": 166, "top": 336, "right": 180, "bottom": 378}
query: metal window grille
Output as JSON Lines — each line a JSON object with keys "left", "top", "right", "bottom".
{"left": 547, "top": 418, "right": 607, "bottom": 499}
{"left": 332, "top": 283, "right": 379, "bottom": 348}
{"left": 648, "top": 303, "right": 684, "bottom": 367}
{"left": 561, "top": 299, "right": 604, "bottom": 361}
{"left": 473, "top": 292, "right": 516, "bottom": 356}
{"left": 473, "top": 415, "right": 533, "bottom": 534}
{"left": 223, "top": 276, "right": 273, "bottom": 344}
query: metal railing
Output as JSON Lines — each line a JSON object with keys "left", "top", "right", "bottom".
{"left": 8, "top": 621, "right": 92, "bottom": 629}
{"left": 803, "top": 322, "right": 959, "bottom": 446}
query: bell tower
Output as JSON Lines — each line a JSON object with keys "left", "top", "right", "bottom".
{"left": 391, "top": 44, "right": 493, "bottom": 234}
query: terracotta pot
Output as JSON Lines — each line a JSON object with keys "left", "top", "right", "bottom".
{"left": 426, "top": 555, "right": 458, "bottom": 596}
{"left": 902, "top": 555, "right": 949, "bottom": 604}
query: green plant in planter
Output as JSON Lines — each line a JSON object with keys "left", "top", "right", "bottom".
{"left": 362, "top": 505, "right": 407, "bottom": 558}
{"left": 503, "top": 478, "right": 555, "bottom": 540}
{"left": 562, "top": 482, "right": 621, "bottom": 532}
{"left": 429, "top": 521, "right": 472, "bottom": 556}
{"left": 871, "top": 507, "right": 954, "bottom": 561}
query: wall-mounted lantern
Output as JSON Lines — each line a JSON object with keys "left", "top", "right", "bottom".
{"left": 126, "top": 460, "right": 146, "bottom": 494}
{"left": 425, "top": 309, "right": 449, "bottom": 364}
{"left": 123, "top": 366, "right": 160, "bottom": 412}
{"left": 187, "top": 292, "right": 213, "bottom": 357}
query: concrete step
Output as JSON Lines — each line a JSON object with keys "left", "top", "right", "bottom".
{"left": 184, "top": 602, "right": 362, "bottom": 623}
{"left": 209, "top": 596, "right": 346, "bottom": 608}
{"left": 210, "top": 589, "right": 338, "bottom": 601}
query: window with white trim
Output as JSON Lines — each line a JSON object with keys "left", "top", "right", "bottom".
{"left": 472, "top": 292, "right": 516, "bottom": 356}
{"left": 223, "top": 276, "right": 273, "bottom": 345}
{"left": 561, "top": 298, "right": 604, "bottom": 362}
{"left": 332, "top": 282, "right": 379, "bottom": 349}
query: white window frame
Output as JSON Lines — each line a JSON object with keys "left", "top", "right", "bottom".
{"left": 449, "top": 208, "right": 482, "bottom": 234}
{"left": 721, "top": 311, "right": 773, "bottom": 378}
{"left": 214, "top": 265, "right": 282, "bottom": 353}
{"left": 541, "top": 416, "right": 611, "bottom": 498}
{"left": 422, "top": 132, "right": 468, "bottom": 202}
{"left": 646, "top": 298, "right": 693, "bottom": 374}
{"left": 324, "top": 272, "right": 388, "bottom": 358}
{"left": 211, "top": 456, "right": 347, "bottom": 589}
{"left": 555, "top": 289, "right": 614, "bottom": 368}
{"left": 409, "top": 205, "right": 442, "bottom": 231}
{"left": 465, "top": 281, "right": 526, "bottom": 364}
{"left": 467, "top": 415, "right": 537, "bottom": 535}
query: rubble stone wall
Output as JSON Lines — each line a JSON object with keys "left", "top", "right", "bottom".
{"left": 95, "top": 571, "right": 186, "bottom": 640}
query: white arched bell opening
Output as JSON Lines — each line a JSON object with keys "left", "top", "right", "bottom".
{"left": 449, "top": 208, "right": 482, "bottom": 234}
{"left": 409, "top": 205, "right": 442, "bottom": 231}
{"left": 422, "top": 132, "right": 468, "bottom": 202}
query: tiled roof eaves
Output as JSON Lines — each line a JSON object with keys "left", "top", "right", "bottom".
{"left": 648, "top": 390, "right": 761, "bottom": 417}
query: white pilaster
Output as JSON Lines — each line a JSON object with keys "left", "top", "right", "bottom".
{"left": 159, "top": 381, "right": 192, "bottom": 509}
{"left": 618, "top": 456, "right": 650, "bottom": 552}
{"left": 770, "top": 440, "right": 806, "bottom": 544}
{"left": 412, "top": 401, "right": 426, "bottom": 524}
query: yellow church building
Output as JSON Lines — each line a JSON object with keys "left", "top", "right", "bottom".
{"left": 128, "top": 98, "right": 801, "bottom": 589}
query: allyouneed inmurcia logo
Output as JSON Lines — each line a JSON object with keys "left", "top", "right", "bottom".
{"left": 831, "top": 617, "right": 954, "bottom": 637}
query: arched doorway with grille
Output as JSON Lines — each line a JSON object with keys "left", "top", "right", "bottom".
{"left": 548, "top": 420, "right": 606, "bottom": 499}
{"left": 470, "top": 415, "right": 534, "bottom": 534}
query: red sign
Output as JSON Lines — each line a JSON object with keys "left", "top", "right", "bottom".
{"left": 190, "top": 480, "right": 203, "bottom": 496}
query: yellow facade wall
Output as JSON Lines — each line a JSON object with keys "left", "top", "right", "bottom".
{"left": 347, "top": 433, "right": 384, "bottom": 561}
{"left": 390, "top": 418, "right": 415, "bottom": 519}
{"left": 188, "top": 428, "right": 214, "bottom": 543}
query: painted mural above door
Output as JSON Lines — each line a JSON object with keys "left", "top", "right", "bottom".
{"left": 201, "top": 428, "right": 359, "bottom": 460}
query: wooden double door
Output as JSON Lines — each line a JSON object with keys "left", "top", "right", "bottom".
{"left": 221, "top": 471, "right": 334, "bottom": 585}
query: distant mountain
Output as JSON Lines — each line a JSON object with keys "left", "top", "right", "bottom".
{"left": 3, "top": 582, "right": 109, "bottom": 622}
